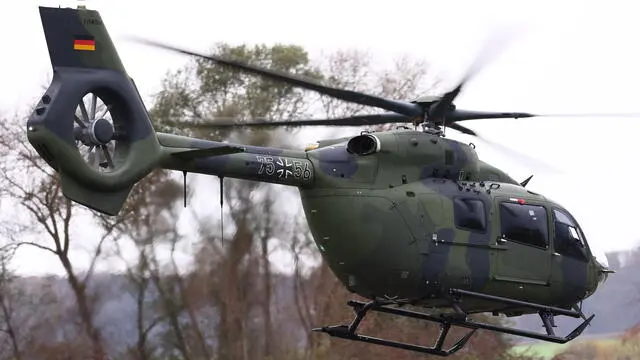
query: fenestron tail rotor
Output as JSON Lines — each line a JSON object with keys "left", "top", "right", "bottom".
{"left": 73, "top": 92, "right": 119, "bottom": 172}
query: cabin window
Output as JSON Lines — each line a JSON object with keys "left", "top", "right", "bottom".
{"left": 454, "top": 198, "right": 486, "bottom": 232}
{"left": 499, "top": 202, "right": 548, "bottom": 248}
{"left": 553, "top": 209, "right": 588, "bottom": 261}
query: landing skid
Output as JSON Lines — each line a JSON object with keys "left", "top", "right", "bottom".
{"left": 312, "top": 288, "right": 595, "bottom": 357}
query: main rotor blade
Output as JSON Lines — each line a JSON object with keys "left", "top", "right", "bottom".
{"left": 531, "top": 112, "right": 640, "bottom": 118}
{"left": 450, "top": 111, "right": 640, "bottom": 124}
{"left": 451, "top": 111, "right": 640, "bottom": 123}
{"left": 447, "top": 122, "right": 477, "bottom": 136}
{"left": 182, "top": 113, "right": 412, "bottom": 128}
{"left": 177, "top": 109, "right": 640, "bottom": 131}
{"left": 133, "top": 37, "right": 424, "bottom": 117}
{"left": 449, "top": 110, "right": 536, "bottom": 122}
{"left": 181, "top": 110, "right": 533, "bottom": 129}
{"left": 447, "top": 123, "right": 561, "bottom": 174}
{"left": 429, "top": 31, "right": 516, "bottom": 120}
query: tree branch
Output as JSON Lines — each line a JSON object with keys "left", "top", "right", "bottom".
{"left": 8, "top": 241, "right": 58, "bottom": 256}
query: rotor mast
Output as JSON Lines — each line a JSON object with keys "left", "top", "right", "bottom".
{"left": 409, "top": 95, "right": 449, "bottom": 136}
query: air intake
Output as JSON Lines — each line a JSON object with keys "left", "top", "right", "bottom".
{"left": 347, "top": 134, "right": 380, "bottom": 156}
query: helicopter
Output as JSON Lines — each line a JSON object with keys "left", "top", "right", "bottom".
{"left": 27, "top": 5, "right": 625, "bottom": 357}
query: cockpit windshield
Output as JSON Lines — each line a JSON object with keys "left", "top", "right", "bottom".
{"left": 553, "top": 209, "right": 609, "bottom": 271}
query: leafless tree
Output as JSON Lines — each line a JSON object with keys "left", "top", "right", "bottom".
{"left": 0, "top": 115, "right": 114, "bottom": 360}
{"left": 0, "top": 248, "right": 23, "bottom": 360}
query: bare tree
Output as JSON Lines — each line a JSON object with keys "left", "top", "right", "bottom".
{"left": 93, "top": 167, "right": 200, "bottom": 360}
{"left": 151, "top": 42, "right": 322, "bottom": 360}
{"left": 0, "top": 115, "right": 115, "bottom": 360}
{"left": 0, "top": 248, "right": 23, "bottom": 360}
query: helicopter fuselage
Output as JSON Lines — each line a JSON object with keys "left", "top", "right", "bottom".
{"left": 301, "top": 182, "right": 602, "bottom": 314}
{"left": 297, "top": 130, "right": 607, "bottom": 315}
{"left": 155, "top": 128, "right": 607, "bottom": 316}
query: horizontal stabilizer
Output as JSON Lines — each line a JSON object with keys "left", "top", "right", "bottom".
{"left": 171, "top": 145, "right": 246, "bottom": 159}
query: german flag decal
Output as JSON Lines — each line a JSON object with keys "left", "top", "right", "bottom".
{"left": 73, "top": 36, "right": 96, "bottom": 51}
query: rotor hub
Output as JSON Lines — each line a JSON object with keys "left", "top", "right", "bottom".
{"left": 88, "top": 118, "right": 114, "bottom": 145}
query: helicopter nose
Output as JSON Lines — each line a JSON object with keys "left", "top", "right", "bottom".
{"left": 590, "top": 245, "right": 611, "bottom": 287}
{"left": 597, "top": 267, "right": 607, "bottom": 286}
{"left": 595, "top": 260, "right": 614, "bottom": 288}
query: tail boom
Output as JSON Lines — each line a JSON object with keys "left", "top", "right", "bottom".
{"left": 157, "top": 133, "right": 315, "bottom": 187}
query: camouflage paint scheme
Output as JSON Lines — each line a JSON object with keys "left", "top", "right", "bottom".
{"left": 299, "top": 131, "right": 606, "bottom": 316}
{"left": 27, "top": 6, "right": 608, "bottom": 325}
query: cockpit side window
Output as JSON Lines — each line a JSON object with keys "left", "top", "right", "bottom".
{"left": 553, "top": 209, "right": 588, "bottom": 261}
{"left": 453, "top": 198, "right": 486, "bottom": 233}
{"left": 499, "top": 202, "right": 548, "bottom": 248}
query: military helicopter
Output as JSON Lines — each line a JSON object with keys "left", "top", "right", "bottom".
{"left": 28, "top": 5, "right": 626, "bottom": 357}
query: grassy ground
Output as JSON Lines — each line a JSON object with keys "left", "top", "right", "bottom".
{"left": 511, "top": 342, "right": 568, "bottom": 359}
{"left": 510, "top": 336, "right": 623, "bottom": 359}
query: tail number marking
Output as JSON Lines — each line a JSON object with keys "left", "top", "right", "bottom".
{"left": 256, "top": 156, "right": 312, "bottom": 180}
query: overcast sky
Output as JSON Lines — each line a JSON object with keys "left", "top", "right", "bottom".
{"left": 1, "top": 0, "right": 639, "bottom": 274}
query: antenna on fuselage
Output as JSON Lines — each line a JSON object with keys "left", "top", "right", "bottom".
{"left": 520, "top": 175, "right": 533, "bottom": 187}
{"left": 219, "top": 176, "right": 224, "bottom": 246}
{"left": 182, "top": 171, "right": 188, "bottom": 208}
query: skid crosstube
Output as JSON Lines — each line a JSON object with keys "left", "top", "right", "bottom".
{"left": 312, "top": 288, "right": 595, "bottom": 357}
{"left": 313, "top": 300, "right": 475, "bottom": 356}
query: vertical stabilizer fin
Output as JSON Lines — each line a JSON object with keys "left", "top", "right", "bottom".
{"left": 39, "top": 6, "right": 126, "bottom": 73}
